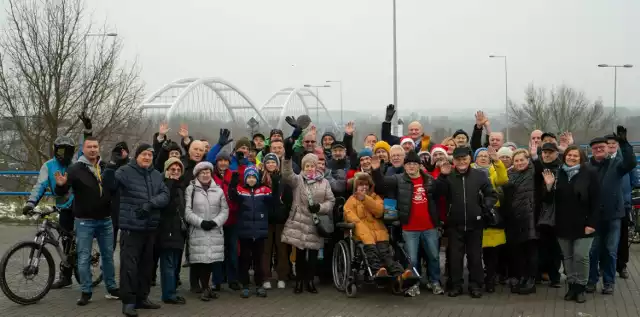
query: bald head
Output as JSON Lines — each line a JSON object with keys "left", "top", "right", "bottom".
{"left": 530, "top": 130, "right": 543, "bottom": 146}
{"left": 189, "top": 140, "right": 205, "bottom": 162}
{"left": 489, "top": 132, "right": 504, "bottom": 150}
{"left": 408, "top": 121, "right": 423, "bottom": 140}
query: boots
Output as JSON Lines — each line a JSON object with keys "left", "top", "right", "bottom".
{"left": 293, "top": 280, "right": 303, "bottom": 294}
{"left": 306, "top": 280, "right": 318, "bottom": 294}
{"left": 511, "top": 277, "right": 524, "bottom": 294}
{"left": 518, "top": 277, "right": 536, "bottom": 295}
{"left": 574, "top": 284, "right": 586, "bottom": 303}
{"left": 564, "top": 283, "right": 576, "bottom": 301}
{"left": 51, "top": 266, "right": 73, "bottom": 289}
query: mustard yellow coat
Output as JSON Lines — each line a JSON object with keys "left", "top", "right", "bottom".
{"left": 479, "top": 160, "right": 508, "bottom": 248}
{"left": 343, "top": 193, "right": 388, "bottom": 245}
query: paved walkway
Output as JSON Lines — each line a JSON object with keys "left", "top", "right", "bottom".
{"left": 1, "top": 224, "right": 639, "bottom": 316}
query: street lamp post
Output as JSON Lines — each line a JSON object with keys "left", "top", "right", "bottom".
{"left": 326, "top": 80, "right": 343, "bottom": 126}
{"left": 597, "top": 64, "right": 634, "bottom": 125}
{"left": 304, "top": 84, "right": 331, "bottom": 123}
{"left": 83, "top": 32, "right": 117, "bottom": 110}
{"left": 392, "top": 0, "right": 398, "bottom": 119}
{"left": 489, "top": 55, "right": 509, "bottom": 140}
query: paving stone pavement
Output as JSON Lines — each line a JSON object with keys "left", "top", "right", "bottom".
{"left": 1, "top": 224, "right": 640, "bottom": 317}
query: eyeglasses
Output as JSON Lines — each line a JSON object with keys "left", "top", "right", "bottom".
{"left": 304, "top": 140, "right": 316, "bottom": 144}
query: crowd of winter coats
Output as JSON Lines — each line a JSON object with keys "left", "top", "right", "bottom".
{"left": 38, "top": 104, "right": 639, "bottom": 314}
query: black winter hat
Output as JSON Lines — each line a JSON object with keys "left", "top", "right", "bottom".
{"left": 269, "top": 129, "right": 283, "bottom": 138}
{"left": 253, "top": 133, "right": 265, "bottom": 141}
{"left": 453, "top": 146, "right": 472, "bottom": 158}
{"left": 589, "top": 137, "right": 607, "bottom": 147}
{"left": 134, "top": 143, "right": 154, "bottom": 159}
{"left": 404, "top": 150, "right": 421, "bottom": 165}
{"left": 452, "top": 129, "right": 469, "bottom": 140}
{"left": 541, "top": 132, "right": 557, "bottom": 141}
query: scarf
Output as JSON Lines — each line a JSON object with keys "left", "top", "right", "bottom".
{"left": 562, "top": 164, "right": 580, "bottom": 181}
{"left": 302, "top": 171, "right": 322, "bottom": 184}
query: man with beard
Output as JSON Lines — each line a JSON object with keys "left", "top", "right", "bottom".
{"left": 327, "top": 141, "right": 350, "bottom": 199}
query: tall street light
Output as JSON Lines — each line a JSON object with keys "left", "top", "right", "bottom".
{"left": 489, "top": 55, "right": 509, "bottom": 141}
{"left": 304, "top": 84, "right": 331, "bottom": 123}
{"left": 392, "top": 0, "right": 398, "bottom": 119}
{"left": 326, "top": 80, "right": 343, "bottom": 126}
{"left": 84, "top": 32, "right": 117, "bottom": 110}
{"left": 597, "top": 64, "right": 634, "bottom": 125}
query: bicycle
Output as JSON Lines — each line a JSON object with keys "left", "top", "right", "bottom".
{"left": 0, "top": 206, "right": 103, "bottom": 305}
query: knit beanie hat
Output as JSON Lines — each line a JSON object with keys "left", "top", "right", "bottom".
{"left": 301, "top": 153, "right": 319, "bottom": 169}
{"left": 269, "top": 129, "right": 284, "bottom": 139}
{"left": 430, "top": 144, "right": 448, "bottom": 157}
{"left": 452, "top": 129, "right": 469, "bottom": 140}
{"left": 114, "top": 141, "right": 129, "bottom": 154}
{"left": 134, "top": 143, "right": 154, "bottom": 159}
{"left": 215, "top": 151, "right": 231, "bottom": 162}
{"left": 321, "top": 132, "right": 336, "bottom": 143}
{"left": 373, "top": 141, "right": 391, "bottom": 155}
{"left": 193, "top": 161, "right": 214, "bottom": 176}
{"left": 503, "top": 142, "right": 517, "bottom": 149}
{"left": 263, "top": 153, "right": 280, "bottom": 168}
{"left": 400, "top": 136, "right": 415, "bottom": 147}
{"left": 358, "top": 148, "right": 373, "bottom": 160}
{"left": 497, "top": 147, "right": 513, "bottom": 158}
{"left": 296, "top": 115, "right": 312, "bottom": 130}
{"left": 404, "top": 150, "right": 421, "bottom": 165}
{"left": 253, "top": 133, "right": 265, "bottom": 142}
{"left": 474, "top": 147, "right": 488, "bottom": 161}
{"left": 234, "top": 137, "right": 251, "bottom": 151}
{"left": 243, "top": 166, "right": 260, "bottom": 184}
{"left": 163, "top": 157, "right": 184, "bottom": 175}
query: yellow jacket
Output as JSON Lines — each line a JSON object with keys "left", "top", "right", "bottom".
{"left": 343, "top": 192, "right": 388, "bottom": 245}
{"left": 478, "top": 160, "right": 508, "bottom": 248}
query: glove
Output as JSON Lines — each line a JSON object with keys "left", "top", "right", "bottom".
{"left": 22, "top": 203, "right": 34, "bottom": 215}
{"left": 615, "top": 125, "right": 628, "bottom": 144}
{"left": 78, "top": 111, "right": 92, "bottom": 130}
{"left": 135, "top": 208, "right": 150, "bottom": 219}
{"left": 284, "top": 139, "right": 294, "bottom": 160}
{"left": 230, "top": 172, "right": 240, "bottom": 188}
{"left": 235, "top": 151, "right": 245, "bottom": 163}
{"left": 291, "top": 127, "right": 303, "bottom": 140}
{"left": 285, "top": 116, "right": 298, "bottom": 129}
{"left": 218, "top": 128, "right": 233, "bottom": 146}
{"left": 384, "top": 104, "right": 396, "bottom": 122}
{"left": 200, "top": 220, "right": 216, "bottom": 231}
{"left": 309, "top": 204, "right": 320, "bottom": 214}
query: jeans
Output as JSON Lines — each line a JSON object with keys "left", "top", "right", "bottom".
{"left": 211, "top": 262, "right": 224, "bottom": 287}
{"left": 160, "top": 249, "right": 181, "bottom": 301}
{"left": 223, "top": 224, "right": 239, "bottom": 284}
{"left": 589, "top": 219, "right": 621, "bottom": 285}
{"left": 402, "top": 229, "right": 440, "bottom": 284}
{"left": 558, "top": 237, "right": 593, "bottom": 286}
{"left": 74, "top": 218, "right": 117, "bottom": 294}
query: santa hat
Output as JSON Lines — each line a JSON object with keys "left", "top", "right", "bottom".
{"left": 430, "top": 144, "right": 448, "bottom": 157}
{"left": 400, "top": 136, "right": 415, "bottom": 147}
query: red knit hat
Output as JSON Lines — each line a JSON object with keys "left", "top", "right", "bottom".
{"left": 400, "top": 136, "right": 415, "bottom": 147}
{"left": 430, "top": 144, "right": 448, "bottom": 157}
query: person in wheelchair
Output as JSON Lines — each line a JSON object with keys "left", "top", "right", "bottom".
{"left": 343, "top": 172, "right": 409, "bottom": 280}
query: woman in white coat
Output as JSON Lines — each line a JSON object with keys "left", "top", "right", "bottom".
{"left": 185, "top": 162, "right": 229, "bottom": 301}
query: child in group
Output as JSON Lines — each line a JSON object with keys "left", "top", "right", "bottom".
{"left": 343, "top": 172, "right": 408, "bottom": 280}
{"left": 229, "top": 166, "right": 275, "bottom": 298}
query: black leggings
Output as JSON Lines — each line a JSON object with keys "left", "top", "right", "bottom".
{"left": 512, "top": 240, "right": 539, "bottom": 279}
{"left": 191, "top": 263, "right": 213, "bottom": 290}
{"left": 295, "top": 248, "right": 318, "bottom": 282}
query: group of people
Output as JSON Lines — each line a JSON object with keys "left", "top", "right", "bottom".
{"left": 24, "top": 104, "right": 637, "bottom": 316}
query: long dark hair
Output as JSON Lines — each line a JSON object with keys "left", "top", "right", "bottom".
{"left": 562, "top": 145, "right": 588, "bottom": 166}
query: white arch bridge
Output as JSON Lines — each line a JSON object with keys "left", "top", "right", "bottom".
{"left": 139, "top": 77, "right": 340, "bottom": 133}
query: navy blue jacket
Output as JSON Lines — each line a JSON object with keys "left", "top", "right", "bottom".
{"left": 589, "top": 142, "right": 637, "bottom": 221}
{"left": 229, "top": 181, "right": 273, "bottom": 240}
{"left": 107, "top": 161, "right": 170, "bottom": 231}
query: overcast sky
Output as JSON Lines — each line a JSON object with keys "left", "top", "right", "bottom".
{"left": 11, "top": 0, "right": 640, "bottom": 116}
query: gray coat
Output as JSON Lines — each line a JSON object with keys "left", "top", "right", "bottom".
{"left": 281, "top": 159, "right": 335, "bottom": 250}
{"left": 185, "top": 180, "right": 229, "bottom": 264}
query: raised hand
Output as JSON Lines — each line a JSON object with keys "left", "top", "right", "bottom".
{"left": 54, "top": 171, "right": 68, "bottom": 186}
{"left": 371, "top": 155, "right": 381, "bottom": 170}
{"left": 585, "top": 226, "right": 595, "bottom": 235}
{"left": 78, "top": 111, "right": 92, "bottom": 130}
{"left": 384, "top": 104, "right": 396, "bottom": 122}
{"left": 159, "top": 122, "right": 170, "bottom": 136}
{"left": 308, "top": 125, "right": 317, "bottom": 137}
{"left": 615, "top": 125, "right": 628, "bottom": 143}
{"left": 355, "top": 186, "right": 367, "bottom": 201}
{"left": 488, "top": 146, "right": 498, "bottom": 162}
{"left": 542, "top": 169, "right": 555, "bottom": 185}
{"left": 529, "top": 139, "right": 538, "bottom": 157}
{"left": 178, "top": 123, "right": 189, "bottom": 138}
{"left": 284, "top": 116, "right": 298, "bottom": 129}
{"left": 475, "top": 111, "right": 488, "bottom": 128}
{"left": 565, "top": 132, "right": 574, "bottom": 146}
{"left": 217, "top": 128, "right": 233, "bottom": 146}
{"left": 344, "top": 121, "right": 355, "bottom": 135}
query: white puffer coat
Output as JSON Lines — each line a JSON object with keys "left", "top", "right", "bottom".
{"left": 185, "top": 180, "right": 229, "bottom": 264}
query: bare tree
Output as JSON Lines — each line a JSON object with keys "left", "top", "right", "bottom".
{"left": 0, "top": 0, "right": 146, "bottom": 169}
{"left": 509, "top": 84, "right": 613, "bottom": 144}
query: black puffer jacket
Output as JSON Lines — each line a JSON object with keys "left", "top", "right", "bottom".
{"left": 374, "top": 170, "right": 440, "bottom": 226}
{"left": 267, "top": 173, "right": 287, "bottom": 224}
{"left": 157, "top": 178, "right": 186, "bottom": 249}
{"left": 114, "top": 161, "right": 170, "bottom": 231}
{"left": 440, "top": 168, "right": 497, "bottom": 230}
{"left": 503, "top": 164, "right": 537, "bottom": 244}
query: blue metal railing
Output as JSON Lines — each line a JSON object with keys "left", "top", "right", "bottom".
{"left": 0, "top": 170, "right": 53, "bottom": 196}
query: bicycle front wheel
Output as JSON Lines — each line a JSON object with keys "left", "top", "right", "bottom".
{"left": 0, "top": 241, "right": 55, "bottom": 305}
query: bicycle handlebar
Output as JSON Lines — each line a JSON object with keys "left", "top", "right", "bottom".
{"left": 26, "top": 206, "right": 60, "bottom": 218}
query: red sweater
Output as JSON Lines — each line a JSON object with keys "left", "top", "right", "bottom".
{"left": 213, "top": 165, "right": 245, "bottom": 226}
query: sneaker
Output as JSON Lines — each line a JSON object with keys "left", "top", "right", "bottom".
{"left": 256, "top": 287, "right": 267, "bottom": 297}
{"left": 277, "top": 280, "right": 286, "bottom": 289}
{"left": 136, "top": 298, "right": 161, "bottom": 309}
{"left": 122, "top": 304, "right": 138, "bottom": 317}
{"left": 602, "top": 284, "right": 614, "bottom": 295}
{"left": 105, "top": 288, "right": 120, "bottom": 300}
{"left": 76, "top": 292, "right": 92, "bottom": 306}
{"left": 163, "top": 296, "right": 186, "bottom": 305}
{"left": 241, "top": 288, "right": 251, "bottom": 298}
{"left": 263, "top": 281, "right": 272, "bottom": 289}
{"left": 431, "top": 282, "right": 444, "bottom": 295}
{"left": 51, "top": 278, "right": 72, "bottom": 289}
{"left": 585, "top": 283, "right": 596, "bottom": 293}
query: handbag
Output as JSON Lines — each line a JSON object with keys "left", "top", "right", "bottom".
{"left": 537, "top": 171, "right": 558, "bottom": 227}
{"left": 313, "top": 213, "right": 334, "bottom": 238}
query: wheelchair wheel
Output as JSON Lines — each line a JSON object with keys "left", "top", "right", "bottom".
{"left": 345, "top": 282, "right": 357, "bottom": 298}
{"left": 332, "top": 240, "right": 350, "bottom": 292}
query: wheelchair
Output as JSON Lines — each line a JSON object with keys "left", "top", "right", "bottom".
{"left": 332, "top": 213, "right": 420, "bottom": 297}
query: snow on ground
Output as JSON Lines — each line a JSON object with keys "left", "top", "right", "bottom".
{"left": 0, "top": 201, "right": 29, "bottom": 221}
